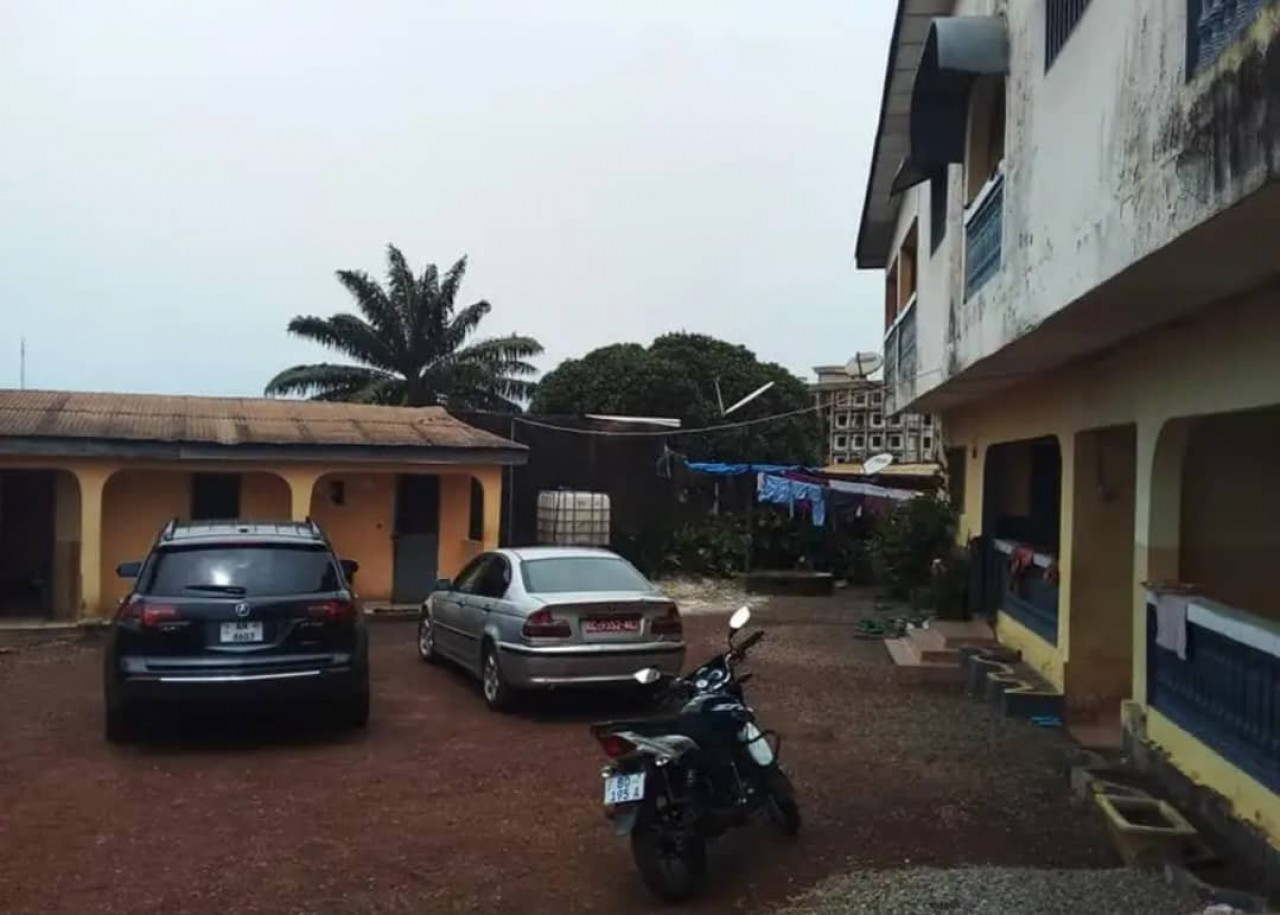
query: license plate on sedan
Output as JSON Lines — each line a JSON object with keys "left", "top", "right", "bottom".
{"left": 604, "top": 771, "right": 645, "bottom": 804}
{"left": 584, "top": 617, "right": 640, "bottom": 634}
{"left": 219, "top": 622, "right": 264, "bottom": 644}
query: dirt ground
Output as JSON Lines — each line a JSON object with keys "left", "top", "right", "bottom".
{"left": 0, "top": 592, "right": 1116, "bottom": 914}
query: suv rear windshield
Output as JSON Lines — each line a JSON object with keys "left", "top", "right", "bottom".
{"left": 521, "top": 556, "right": 652, "bottom": 594}
{"left": 142, "top": 545, "right": 341, "bottom": 597}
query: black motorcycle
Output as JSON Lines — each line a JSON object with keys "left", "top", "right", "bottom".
{"left": 591, "top": 607, "right": 800, "bottom": 902}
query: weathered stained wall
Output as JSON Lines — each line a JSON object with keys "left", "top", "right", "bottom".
{"left": 889, "top": 0, "right": 1280, "bottom": 406}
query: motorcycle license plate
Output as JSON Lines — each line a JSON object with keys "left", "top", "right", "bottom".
{"left": 603, "top": 772, "right": 645, "bottom": 804}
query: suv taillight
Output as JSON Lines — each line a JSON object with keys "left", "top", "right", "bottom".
{"left": 651, "top": 605, "right": 683, "bottom": 637}
{"left": 522, "top": 608, "right": 571, "bottom": 638}
{"left": 119, "top": 597, "right": 181, "bottom": 627}
{"left": 307, "top": 599, "right": 358, "bottom": 623}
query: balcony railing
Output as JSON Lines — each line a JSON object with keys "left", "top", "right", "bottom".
{"left": 965, "top": 171, "right": 1004, "bottom": 298}
{"left": 1145, "top": 591, "right": 1280, "bottom": 792}
{"left": 990, "top": 537, "right": 1060, "bottom": 644}
{"left": 1187, "top": 0, "right": 1269, "bottom": 74}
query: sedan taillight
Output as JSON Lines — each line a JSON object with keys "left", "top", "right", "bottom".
{"left": 522, "top": 608, "right": 571, "bottom": 638}
{"left": 651, "top": 605, "right": 683, "bottom": 637}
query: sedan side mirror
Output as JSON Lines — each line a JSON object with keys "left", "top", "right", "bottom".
{"left": 116, "top": 561, "right": 141, "bottom": 579}
{"left": 433, "top": 577, "right": 453, "bottom": 592}
{"left": 340, "top": 558, "right": 360, "bottom": 579}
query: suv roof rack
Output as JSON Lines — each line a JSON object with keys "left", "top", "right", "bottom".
{"left": 160, "top": 519, "right": 327, "bottom": 542}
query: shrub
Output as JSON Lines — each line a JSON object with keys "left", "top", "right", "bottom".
{"left": 660, "top": 514, "right": 748, "bottom": 578}
{"left": 928, "top": 549, "right": 972, "bottom": 619}
{"left": 872, "top": 496, "right": 958, "bottom": 604}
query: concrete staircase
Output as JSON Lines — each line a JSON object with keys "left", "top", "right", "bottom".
{"left": 884, "top": 619, "right": 999, "bottom": 668}
{"left": 960, "top": 645, "right": 1066, "bottom": 720}
{"left": 883, "top": 618, "right": 1067, "bottom": 720}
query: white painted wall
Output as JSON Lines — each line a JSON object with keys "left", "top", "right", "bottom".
{"left": 879, "top": 1, "right": 1280, "bottom": 406}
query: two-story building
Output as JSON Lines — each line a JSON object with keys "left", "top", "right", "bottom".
{"left": 857, "top": 0, "right": 1279, "bottom": 852}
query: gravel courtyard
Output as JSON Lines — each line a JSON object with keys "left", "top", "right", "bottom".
{"left": 0, "top": 591, "right": 1125, "bottom": 914}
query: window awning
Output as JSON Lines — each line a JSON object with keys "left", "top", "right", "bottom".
{"left": 890, "top": 15, "right": 1009, "bottom": 194}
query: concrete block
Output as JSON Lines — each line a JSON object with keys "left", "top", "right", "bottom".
{"left": 1095, "top": 793, "right": 1198, "bottom": 867}
{"left": 1000, "top": 686, "right": 1064, "bottom": 719}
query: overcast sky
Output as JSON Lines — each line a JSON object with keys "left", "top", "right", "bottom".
{"left": 1, "top": 0, "right": 892, "bottom": 396}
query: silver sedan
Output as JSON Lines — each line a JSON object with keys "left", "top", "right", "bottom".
{"left": 416, "top": 547, "right": 686, "bottom": 710}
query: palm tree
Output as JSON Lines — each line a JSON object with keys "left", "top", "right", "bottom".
{"left": 265, "top": 246, "right": 543, "bottom": 410}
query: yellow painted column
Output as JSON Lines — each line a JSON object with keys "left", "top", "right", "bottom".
{"left": 1131, "top": 416, "right": 1192, "bottom": 704}
{"left": 1055, "top": 431, "right": 1076, "bottom": 658}
{"left": 477, "top": 466, "right": 504, "bottom": 550}
{"left": 284, "top": 469, "right": 324, "bottom": 522}
{"left": 75, "top": 465, "right": 113, "bottom": 618}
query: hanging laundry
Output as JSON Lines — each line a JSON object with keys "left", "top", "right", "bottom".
{"left": 756, "top": 473, "right": 826, "bottom": 527}
{"left": 1154, "top": 593, "right": 1189, "bottom": 660}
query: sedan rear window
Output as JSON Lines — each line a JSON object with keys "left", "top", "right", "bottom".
{"left": 521, "top": 556, "right": 653, "bottom": 594}
{"left": 142, "top": 546, "right": 341, "bottom": 597}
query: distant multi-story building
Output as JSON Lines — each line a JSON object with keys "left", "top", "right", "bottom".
{"left": 811, "top": 366, "right": 938, "bottom": 467}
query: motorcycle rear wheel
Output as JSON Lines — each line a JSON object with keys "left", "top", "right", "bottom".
{"left": 764, "top": 767, "right": 801, "bottom": 837}
{"left": 630, "top": 811, "right": 707, "bottom": 902}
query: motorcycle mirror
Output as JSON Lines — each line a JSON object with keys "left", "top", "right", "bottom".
{"left": 729, "top": 606, "right": 751, "bottom": 631}
{"left": 632, "top": 668, "right": 662, "bottom": 685}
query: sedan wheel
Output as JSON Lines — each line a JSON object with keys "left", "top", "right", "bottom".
{"left": 417, "top": 615, "right": 438, "bottom": 664}
{"left": 482, "top": 645, "right": 515, "bottom": 712}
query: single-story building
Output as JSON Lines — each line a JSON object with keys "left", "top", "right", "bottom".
{"left": 0, "top": 390, "right": 527, "bottom": 619}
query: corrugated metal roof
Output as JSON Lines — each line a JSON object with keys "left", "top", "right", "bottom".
{"left": 0, "top": 389, "right": 523, "bottom": 452}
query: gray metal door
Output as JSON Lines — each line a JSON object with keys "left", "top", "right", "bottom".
{"left": 392, "top": 475, "right": 439, "bottom": 604}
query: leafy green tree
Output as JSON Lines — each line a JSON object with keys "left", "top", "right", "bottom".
{"left": 265, "top": 245, "right": 543, "bottom": 409}
{"left": 531, "top": 333, "right": 821, "bottom": 464}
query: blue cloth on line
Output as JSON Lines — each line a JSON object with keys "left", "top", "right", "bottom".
{"left": 688, "top": 462, "right": 802, "bottom": 476}
{"left": 757, "top": 473, "right": 826, "bottom": 526}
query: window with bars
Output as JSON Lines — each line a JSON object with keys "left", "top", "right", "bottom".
{"left": 1187, "top": 0, "right": 1270, "bottom": 74}
{"left": 1045, "top": 0, "right": 1093, "bottom": 70}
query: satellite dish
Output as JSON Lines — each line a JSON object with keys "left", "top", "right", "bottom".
{"left": 845, "top": 352, "right": 883, "bottom": 379}
{"left": 723, "top": 380, "right": 775, "bottom": 416}
{"left": 863, "top": 453, "right": 895, "bottom": 475}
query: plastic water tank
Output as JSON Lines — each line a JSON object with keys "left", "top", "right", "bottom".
{"left": 536, "top": 490, "right": 611, "bottom": 547}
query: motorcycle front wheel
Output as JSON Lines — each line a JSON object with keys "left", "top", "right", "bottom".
{"left": 630, "top": 802, "right": 707, "bottom": 902}
{"left": 763, "top": 766, "right": 801, "bottom": 837}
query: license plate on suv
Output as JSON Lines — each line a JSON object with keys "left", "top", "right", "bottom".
{"left": 220, "top": 622, "right": 264, "bottom": 643}
{"left": 584, "top": 617, "right": 640, "bottom": 634}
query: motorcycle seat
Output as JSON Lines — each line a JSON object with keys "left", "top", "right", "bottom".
{"left": 592, "top": 714, "right": 683, "bottom": 736}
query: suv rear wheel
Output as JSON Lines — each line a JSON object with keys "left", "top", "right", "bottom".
{"left": 105, "top": 698, "right": 137, "bottom": 744}
{"left": 341, "top": 678, "right": 370, "bottom": 729}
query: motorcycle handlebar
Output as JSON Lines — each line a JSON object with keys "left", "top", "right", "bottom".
{"left": 735, "top": 629, "right": 766, "bottom": 656}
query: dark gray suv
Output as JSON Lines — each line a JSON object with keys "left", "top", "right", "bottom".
{"left": 104, "top": 519, "right": 369, "bottom": 741}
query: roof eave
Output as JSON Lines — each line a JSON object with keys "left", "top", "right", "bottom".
{"left": 0, "top": 437, "right": 529, "bottom": 466}
{"left": 855, "top": 0, "right": 909, "bottom": 271}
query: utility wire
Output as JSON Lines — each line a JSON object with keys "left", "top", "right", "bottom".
{"left": 513, "top": 403, "right": 823, "bottom": 437}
